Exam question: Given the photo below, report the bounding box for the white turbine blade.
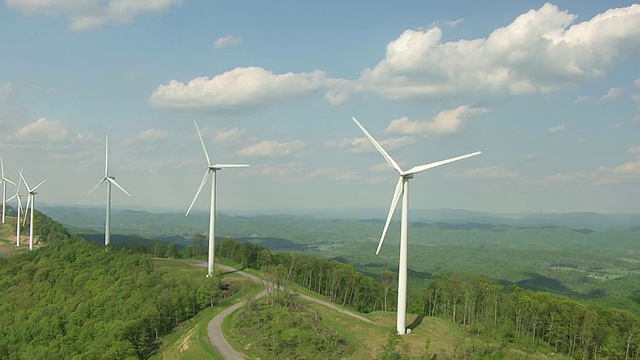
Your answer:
[404,151,482,176]
[23,196,31,226]
[0,157,4,179]
[19,172,31,193]
[88,178,106,196]
[107,177,131,197]
[194,121,212,167]
[352,117,403,174]
[7,193,16,201]
[212,164,250,168]
[376,177,404,255]
[31,179,46,192]
[186,170,211,216]
[4,178,15,185]
[104,134,109,177]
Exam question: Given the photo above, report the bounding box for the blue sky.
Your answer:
[0,1,639,215]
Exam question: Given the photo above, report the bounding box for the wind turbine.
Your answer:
[186,121,248,277]
[352,117,481,334]
[19,172,45,251]
[1,157,16,224]
[89,135,131,247]
[7,171,24,246]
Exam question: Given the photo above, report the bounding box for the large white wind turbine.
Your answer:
[186,121,248,277]
[89,135,131,247]
[19,172,45,251]
[352,117,481,335]
[1,157,16,224]
[7,171,24,246]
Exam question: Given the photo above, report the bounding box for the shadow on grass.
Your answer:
[407,315,425,331]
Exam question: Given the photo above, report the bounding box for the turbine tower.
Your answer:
[1,157,16,224]
[352,117,481,335]
[7,171,24,246]
[19,172,46,251]
[186,121,248,277]
[89,135,131,247]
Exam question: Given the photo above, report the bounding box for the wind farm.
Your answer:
[1,157,15,224]
[1,1,640,359]
[19,172,45,251]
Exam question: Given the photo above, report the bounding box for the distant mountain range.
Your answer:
[40,204,640,236]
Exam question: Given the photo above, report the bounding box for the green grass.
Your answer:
[150,259,264,359]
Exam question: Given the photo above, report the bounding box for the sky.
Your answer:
[0,0,639,215]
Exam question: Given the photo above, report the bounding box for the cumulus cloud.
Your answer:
[385,106,488,135]
[150,66,338,112]
[6,0,182,31]
[213,128,245,146]
[214,35,241,49]
[600,87,625,102]
[351,3,640,101]
[238,140,306,157]
[578,87,627,103]
[629,146,640,154]
[14,117,73,142]
[548,124,566,134]
[326,136,414,154]
[0,83,12,103]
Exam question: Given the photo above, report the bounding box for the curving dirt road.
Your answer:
[205,263,372,359]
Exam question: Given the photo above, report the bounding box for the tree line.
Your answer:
[215,237,640,360]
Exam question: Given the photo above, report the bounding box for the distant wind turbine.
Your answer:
[186,121,248,277]
[352,117,481,335]
[7,171,24,246]
[89,135,131,247]
[1,157,16,224]
[19,172,46,251]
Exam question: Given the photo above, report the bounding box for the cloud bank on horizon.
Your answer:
[1,1,639,214]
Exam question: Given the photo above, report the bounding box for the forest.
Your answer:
[3,210,640,359]
[0,212,221,359]
[216,237,640,360]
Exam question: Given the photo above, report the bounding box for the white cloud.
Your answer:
[6,0,182,31]
[544,172,595,183]
[351,3,640,101]
[214,35,241,49]
[613,160,640,175]
[238,140,306,157]
[385,106,488,135]
[600,87,625,102]
[629,146,640,155]
[213,128,245,146]
[449,166,522,180]
[521,153,537,161]
[444,18,463,27]
[574,95,592,103]
[632,93,640,104]
[548,124,566,134]
[0,83,12,103]
[14,117,72,142]
[138,128,169,142]
[326,136,414,154]
[150,66,338,112]
[634,79,640,88]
